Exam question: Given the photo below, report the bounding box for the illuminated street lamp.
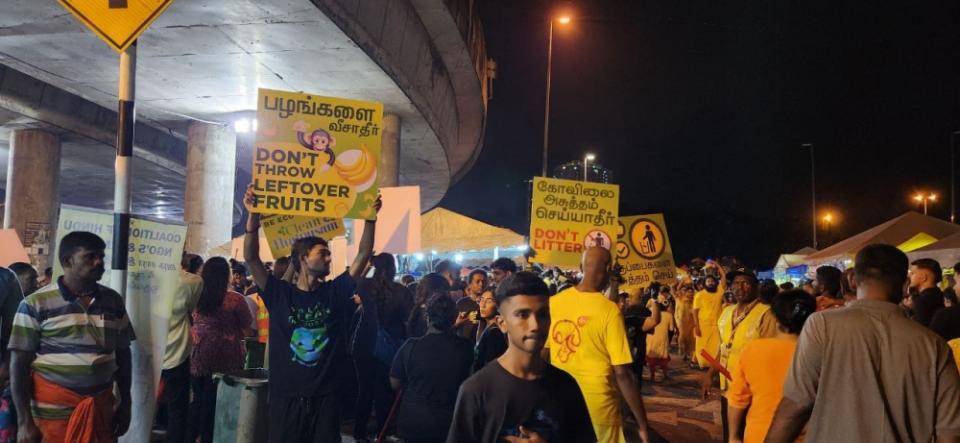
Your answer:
[821,212,835,246]
[802,143,817,249]
[583,153,595,181]
[541,12,572,177]
[914,193,938,215]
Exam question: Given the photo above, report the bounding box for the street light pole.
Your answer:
[541,20,554,178]
[820,213,835,247]
[803,143,816,249]
[952,131,959,223]
[583,153,595,181]
[914,193,937,216]
[824,218,831,246]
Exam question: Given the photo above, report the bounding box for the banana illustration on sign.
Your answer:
[334,143,378,193]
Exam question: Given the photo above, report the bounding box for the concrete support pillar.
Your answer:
[3,129,61,271]
[379,113,400,187]
[184,122,236,257]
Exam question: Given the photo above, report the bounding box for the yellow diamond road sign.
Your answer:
[58,0,174,52]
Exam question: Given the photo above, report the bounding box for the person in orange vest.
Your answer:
[246,256,291,345]
[249,293,270,344]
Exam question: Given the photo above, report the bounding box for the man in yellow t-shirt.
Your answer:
[549,247,651,443]
[693,264,726,368]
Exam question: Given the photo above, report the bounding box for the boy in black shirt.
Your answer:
[448,272,596,443]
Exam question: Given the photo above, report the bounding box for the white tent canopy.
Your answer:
[803,212,960,266]
[907,231,960,266]
[419,208,525,254]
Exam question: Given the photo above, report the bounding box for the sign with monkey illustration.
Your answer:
[529,176,619,267]
[252,88,383,219]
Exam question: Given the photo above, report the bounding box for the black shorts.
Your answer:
[269,394,341,443]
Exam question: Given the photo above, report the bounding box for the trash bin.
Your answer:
[213,369,269,443]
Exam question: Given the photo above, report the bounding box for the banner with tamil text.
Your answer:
[252,88,383,219]
[529,177,619,267]
[617,213,677,291]
[54,206,186,443]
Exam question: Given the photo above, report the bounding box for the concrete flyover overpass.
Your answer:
[0,0,492,267]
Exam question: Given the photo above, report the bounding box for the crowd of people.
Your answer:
[0,185,957,443]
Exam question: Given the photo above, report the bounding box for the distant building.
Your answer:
[552,160,613,184]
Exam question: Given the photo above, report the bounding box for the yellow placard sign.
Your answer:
[58,0,174,52]
[617,214,677,290]
[252,89,383,220]
[529,177,619,267]
[260,214,346,259]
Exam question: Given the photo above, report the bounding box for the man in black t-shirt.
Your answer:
[624,302,652,382]
[931,304,960,341]
[908,258,945,326]
[242,184,381,443]
[448,272,596,443]
[390,293,474,442]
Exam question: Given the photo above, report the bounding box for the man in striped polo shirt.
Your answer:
[9,231,134,442]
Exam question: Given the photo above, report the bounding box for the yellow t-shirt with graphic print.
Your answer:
[549,287,633,427]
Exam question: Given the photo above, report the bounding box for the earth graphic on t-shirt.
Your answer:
[499,409,559,441]
[288,304,332,367]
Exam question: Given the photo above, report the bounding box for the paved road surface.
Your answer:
[632,358,723,443]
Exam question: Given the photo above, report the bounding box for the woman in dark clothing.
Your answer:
[473,289,507,372]
[405,273,450,338]
[390,294,473,443]
[353,253,415,442]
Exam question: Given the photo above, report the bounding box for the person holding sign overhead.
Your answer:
[242,183,381,443]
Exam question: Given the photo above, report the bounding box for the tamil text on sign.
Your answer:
[617,214,677,291]
[529,177,619,267]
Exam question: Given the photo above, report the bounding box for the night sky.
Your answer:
[438,0,960,268]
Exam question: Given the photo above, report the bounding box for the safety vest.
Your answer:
[250,293,269,344]
[716,301,770,390]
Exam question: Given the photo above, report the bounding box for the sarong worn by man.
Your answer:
[9,280,135,442]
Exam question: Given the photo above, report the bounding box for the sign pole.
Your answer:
[55,0,175,438]
[113,40,139,440]
[113,41,134,301]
